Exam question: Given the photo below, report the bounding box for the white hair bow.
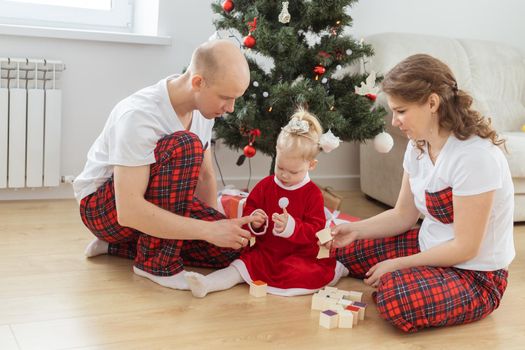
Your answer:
[283,118,310,134]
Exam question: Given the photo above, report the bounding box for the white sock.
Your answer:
[184,265,244,298]
[328,261,350,286]
[84,238,109,257]
[133,266,189,290]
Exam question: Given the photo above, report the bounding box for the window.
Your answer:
[0,0,134,32]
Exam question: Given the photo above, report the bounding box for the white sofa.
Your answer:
[359,33,525,221]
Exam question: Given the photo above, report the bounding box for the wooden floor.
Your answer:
[1,192,524,350]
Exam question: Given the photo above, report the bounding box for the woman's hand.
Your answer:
[364,258,401,288]
[329,223,361,248]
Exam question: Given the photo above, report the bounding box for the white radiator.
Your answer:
[0,58,65,188]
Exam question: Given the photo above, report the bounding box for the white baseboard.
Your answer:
[0,184,75,201]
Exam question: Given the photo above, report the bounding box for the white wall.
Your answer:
[1,0,524,200]
[350,0,525,54]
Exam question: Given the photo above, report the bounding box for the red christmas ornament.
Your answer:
[244,144,256,158]
[243,34,256,48]
[222,0,234,12]
[313,65,326,75]
[365,93,377,101]
[249,128,261,137]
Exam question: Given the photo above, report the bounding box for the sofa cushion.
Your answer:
[458,39,525,132]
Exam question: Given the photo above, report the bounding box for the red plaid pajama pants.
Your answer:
[80,131,244,276]
[334,228,508,332]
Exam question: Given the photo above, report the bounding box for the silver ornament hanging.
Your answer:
[278,1,291,24]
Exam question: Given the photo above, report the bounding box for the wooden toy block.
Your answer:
[338,310,354,328]
[345,305,360,325]
[338,297,353,307]
[323,299,340,311]
[319,309,339,329]
[249,280,267,297]
[352,301,367,320]
[317,246,330,259]
[312,292,341,311]
[315,228,333,244]
[344,291,363,302]
[311,293,326,310]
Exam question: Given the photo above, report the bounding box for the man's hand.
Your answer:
[251,210,267,229]
[205,216,256,249]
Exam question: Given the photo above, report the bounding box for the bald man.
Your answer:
[74,40,255,289]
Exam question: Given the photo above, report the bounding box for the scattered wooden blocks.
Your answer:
[319,310,339,329]
[249,280,267,297]
[312,287,367,330]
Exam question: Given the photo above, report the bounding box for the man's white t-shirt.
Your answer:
[73,75,214,202]
[403,135,515,271]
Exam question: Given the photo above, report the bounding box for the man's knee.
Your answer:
[154,131,204,166]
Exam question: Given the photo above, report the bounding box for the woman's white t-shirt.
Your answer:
[73,75,214,202]
[403,135,515,271]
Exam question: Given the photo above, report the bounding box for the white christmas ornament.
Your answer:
[278,2,291,24]
[278,197,289,209]
[262,91,269,97]
[319,129,342,153]
[373,132,394,153]
[321,77,328,84]
[355,70,379,96]
[253,81,259,87]
[336,65,342,70]
[346,49,353,55]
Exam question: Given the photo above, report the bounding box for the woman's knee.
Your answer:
[375,271,421,333]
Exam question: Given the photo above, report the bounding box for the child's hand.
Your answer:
[272,212,289,233]
[251,211,267,229]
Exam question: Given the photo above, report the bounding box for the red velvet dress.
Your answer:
[231,175,336,296]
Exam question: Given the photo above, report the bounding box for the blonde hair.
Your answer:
[276,108,323,160]
[381,54,505,155]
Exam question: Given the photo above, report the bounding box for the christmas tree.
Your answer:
[211,0,386,172]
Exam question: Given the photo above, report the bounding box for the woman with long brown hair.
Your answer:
[328,54,515,332]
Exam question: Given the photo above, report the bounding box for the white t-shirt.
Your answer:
[73,75,214,202]
[403,135,515,271]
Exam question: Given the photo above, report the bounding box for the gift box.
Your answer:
[318,185,343,212]
[324,207,359,228]
[217,188,248,219]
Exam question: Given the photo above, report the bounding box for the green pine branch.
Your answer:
[211,0,386,171]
